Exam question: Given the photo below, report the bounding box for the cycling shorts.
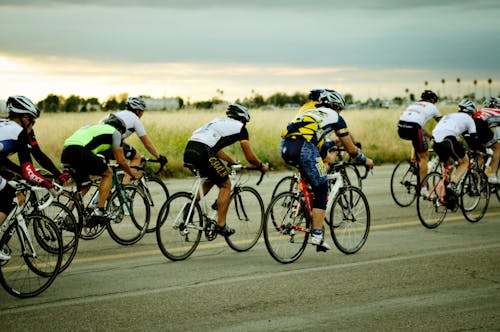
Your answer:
[183,141,230,186]
[397,121,428,153]
[432,136,466,163]
[0,183,16,215]
[101,143,137,161]
[61,145,108,188]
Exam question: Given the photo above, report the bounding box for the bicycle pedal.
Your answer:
[316,245,328,253]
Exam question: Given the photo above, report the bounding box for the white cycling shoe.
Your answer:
[311,234,331,251]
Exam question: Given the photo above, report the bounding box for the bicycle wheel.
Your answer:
[343,164,362,190]
[417,172,447,229]
[0,215,63,298]
[390,160,419,207]
[270,175,299,200]
[156,192,203,261]
[329,186,370,254]
[263,191,309,264]
[106,184,151,245]
[225,187,264,252]
[44,202,80,273]
[460,170,490,223]
[79,184,107,240]
[142,176,169,233]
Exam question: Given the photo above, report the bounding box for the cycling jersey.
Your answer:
[102,110,146,139]
[281,107,349,150]
[63,124,122,154]
[474,108,500,128]
[297,101,319,115]
[432,113,476,143]
[188,117,249,152]
[0,119,54,188]
[399,101,441,127]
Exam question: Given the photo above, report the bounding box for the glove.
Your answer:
[58,171,70,184]
[158,155,168,165]
[355,142,362,149]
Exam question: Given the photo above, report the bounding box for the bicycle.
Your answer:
[0,179,63,298]
[130,157,169,233]
[390,149,442,207]
[155,164,265,261]
[60,163,151,245]
[417,151,490,229]
[263,162,370,264]
[482,148,500,202]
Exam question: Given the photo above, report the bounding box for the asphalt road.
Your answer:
[1,164,500,331]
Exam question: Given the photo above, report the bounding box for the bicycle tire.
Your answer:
[263,191,309,264]
[106,184,151,245]
[44,201,80,273]
[0,215,63,298]
[142,176,170,233]
[343,164,362,190]
[460,170,490,223]
[417,172,447,229]
[329,186,370,254]
[77,184,107,240]
[155,192,203,261]
[225,187,264,252]
[390,160,419,207]
[270,175,299,199]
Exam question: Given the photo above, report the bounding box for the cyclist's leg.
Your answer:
[122,144,142,183]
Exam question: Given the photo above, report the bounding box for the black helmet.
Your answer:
[483,97,500,108]
[318,89,345,111]
[458,98,477,115]
[421,90,439,103]
[7,95,40,118]
[104,113,126,134]
[308,88,325,102]
[126,97,146,112]
[226,103,250,123]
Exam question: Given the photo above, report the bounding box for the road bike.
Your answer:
[0,179,63,298]
[156,164,265,261]
[60,163,151,245]
[130,157,169,233]
[481,148,500,202]
[417,151,490,229]
[390,149,442,207]
[263,162,370,264]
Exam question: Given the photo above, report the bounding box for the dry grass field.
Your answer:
[3,105,457,177]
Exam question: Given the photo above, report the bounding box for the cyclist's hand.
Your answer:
[365,158,375,170]
[57,171,70,184]
[158,155,168,165]
[49,184,63,198]
[260,162,270,172]
[355,142,362,149]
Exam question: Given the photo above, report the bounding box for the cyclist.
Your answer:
[101,97,167,182]
[0,96,64,260]
[61,114,138,221]
[397,90,442,194]
[474,97,500,184]
[298,88,324,114]
[183,103,269,236]
[431,98,483,208]
[280,89,374,251]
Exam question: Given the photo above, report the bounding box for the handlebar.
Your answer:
[230,164,266,186]
[7,179,61,210]
[140,157,168,175]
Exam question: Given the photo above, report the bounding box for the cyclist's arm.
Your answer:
[112,147,136,178]
[216,149,237,165]
[30,134,61,175]
[139,134,161,159]
[240,140,268,170]
[338,134,374,169]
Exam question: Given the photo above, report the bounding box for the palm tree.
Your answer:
[456,78,461,100]
[473,80,478,100]
[441,78,446,99]
[488,78,493,97]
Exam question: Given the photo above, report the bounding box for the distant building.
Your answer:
[144,98,180,110]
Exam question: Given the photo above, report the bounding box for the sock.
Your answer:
[312,229,322,236]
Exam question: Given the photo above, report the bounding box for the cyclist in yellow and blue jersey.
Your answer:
[280,89,374,251]
[297,88,324,115]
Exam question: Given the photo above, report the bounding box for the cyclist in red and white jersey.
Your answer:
[398,90,442,183]
[473,97,500,183]
[101,97,167,182]
[432,99,482,203]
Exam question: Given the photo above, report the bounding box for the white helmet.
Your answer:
[226,103,250,123]
[458,98,477,115]
[483,97,500,108]
[126,97,146,112]
[318,89,345,111]
[7,96,40,118]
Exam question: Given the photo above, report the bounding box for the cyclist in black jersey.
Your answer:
[183,103,269,236]
[61,114,138,220]
[0,96,66,260]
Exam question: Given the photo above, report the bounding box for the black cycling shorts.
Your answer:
[183,141,230,186]
[61,145,108,187]
[0,184,16,215]
[397,121,428,153]
[433,136,466,163]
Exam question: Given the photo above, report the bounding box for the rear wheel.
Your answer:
[390,160,419,207]
[460,170,490,223]
[271,175,299,199]
[417,172,447,229]
[141,176,169,233]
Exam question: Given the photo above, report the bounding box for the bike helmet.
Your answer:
[318,89,345,111]
[103,113,127,134]
[483,97,500,108]
[125,97,146,112]
[458,98,477,115]
[421,90,439,103]
[6,96,40,118]
[308,88,325,102]
[226,103,250,123]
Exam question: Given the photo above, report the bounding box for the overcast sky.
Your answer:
[0,0,499,103]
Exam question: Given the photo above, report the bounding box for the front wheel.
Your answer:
[155,192,203,261]
[106,184,151,245]
[263,191,309,264]
[225,187,264,252]
[270,175,299,200]
[460,170,490,223]
[329,186,370,254]
[390,160,419,207]
[417,172,447,229]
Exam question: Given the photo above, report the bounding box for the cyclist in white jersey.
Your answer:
[398,90,442,182]
[183,103,269,236]
[432,99,482,205]
[474,97,500,183]
[101,97,167,182]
